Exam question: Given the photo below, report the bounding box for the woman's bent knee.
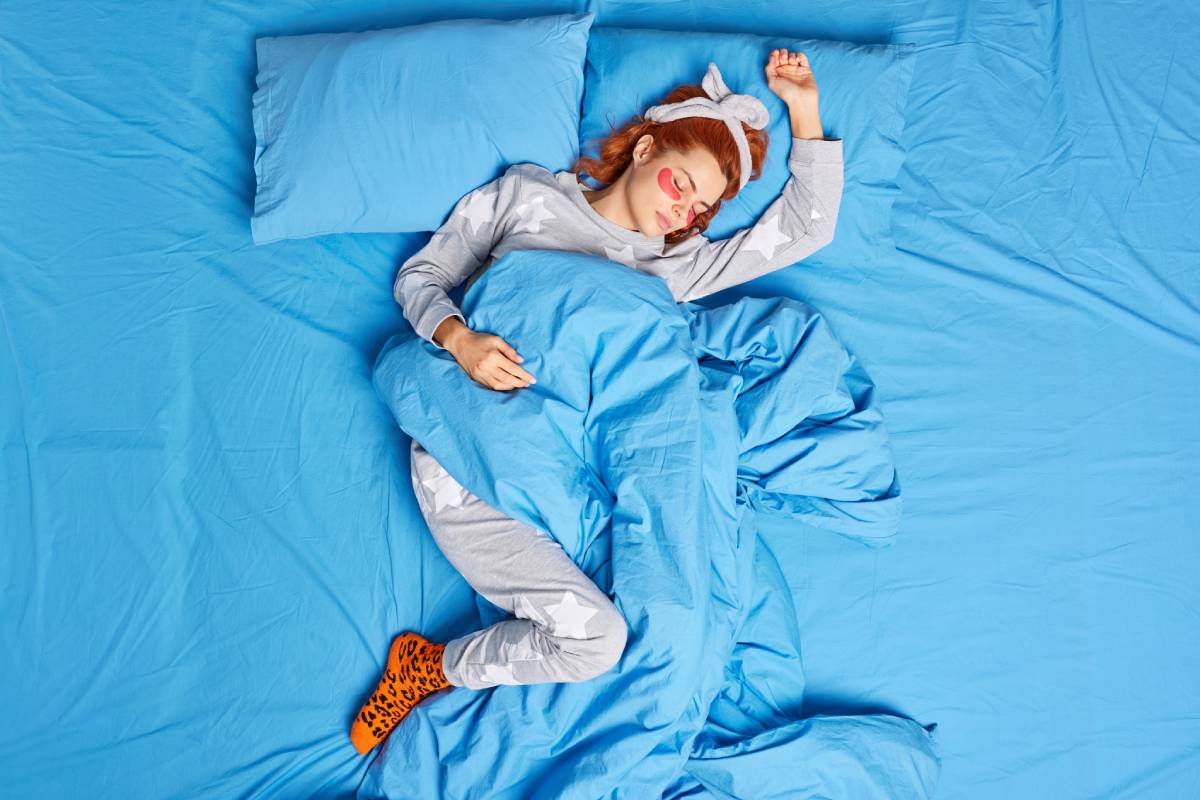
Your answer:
[573,606,628,680]
[600,615,629,671]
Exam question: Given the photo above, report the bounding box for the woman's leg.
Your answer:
[409,438,628,690]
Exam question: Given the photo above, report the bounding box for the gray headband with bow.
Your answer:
[642,62,770,192]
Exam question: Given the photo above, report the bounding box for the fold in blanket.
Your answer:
[367,249,939,799]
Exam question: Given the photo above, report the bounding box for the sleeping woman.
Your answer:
[351,48,843,755]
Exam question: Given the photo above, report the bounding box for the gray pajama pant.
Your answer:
[408,438,629,690]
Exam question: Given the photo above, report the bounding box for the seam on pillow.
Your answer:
[880,43,919,256]
[251,37,274,239]
[865,42,918,257]
[881,43,918,154]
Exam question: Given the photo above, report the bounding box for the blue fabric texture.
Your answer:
[368,250,933,798]
[580,27,915,264]
[250,12,594,243]
[4,1,1199,798]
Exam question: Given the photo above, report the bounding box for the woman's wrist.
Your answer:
[788,98,825,140]
[433,315,468,350]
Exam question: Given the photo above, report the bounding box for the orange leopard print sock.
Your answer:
[350,632,452,754]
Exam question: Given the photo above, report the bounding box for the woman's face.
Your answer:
[626,135,726,237]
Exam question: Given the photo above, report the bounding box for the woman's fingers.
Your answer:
[478,354,525,390]
[492,337,537,383]
[769,48,809,67]
[460,340,538,391]
[488,350,535,385]
[485,367,522,391]
[494,337,523,363]
[495,359,534,388]
[503,358,536,384]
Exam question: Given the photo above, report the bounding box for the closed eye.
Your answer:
[674,178,707,214]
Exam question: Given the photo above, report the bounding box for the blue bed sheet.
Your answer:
[2,1,1197,798]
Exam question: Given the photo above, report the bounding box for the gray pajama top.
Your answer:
[394,137,844,351]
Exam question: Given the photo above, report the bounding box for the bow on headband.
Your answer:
[642,62,770,192]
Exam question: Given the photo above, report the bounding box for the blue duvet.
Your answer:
[368,249,939,799]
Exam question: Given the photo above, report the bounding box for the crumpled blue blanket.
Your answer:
[366,249,940,799]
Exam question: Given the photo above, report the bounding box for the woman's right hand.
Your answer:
[440,321,537,391]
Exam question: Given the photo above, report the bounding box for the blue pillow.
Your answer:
[250,13,595,244]
[580,27,915,267]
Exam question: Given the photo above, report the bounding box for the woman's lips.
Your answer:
[656,210,670,230]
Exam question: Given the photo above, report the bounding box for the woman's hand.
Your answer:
[444,325,537,392]
[764,48,818,109]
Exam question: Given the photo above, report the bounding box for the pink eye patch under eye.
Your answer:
[657,168,681,200]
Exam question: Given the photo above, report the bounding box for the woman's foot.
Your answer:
[349,632,452,754]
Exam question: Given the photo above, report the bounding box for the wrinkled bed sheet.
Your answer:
[2,1,1197,798]
[369,250,937,799]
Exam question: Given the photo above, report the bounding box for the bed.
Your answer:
[2,1,1197,798]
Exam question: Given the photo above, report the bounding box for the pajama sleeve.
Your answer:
[669,137,844,302]
[393,170,517,350]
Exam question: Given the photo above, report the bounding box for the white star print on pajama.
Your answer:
[416,459,469,513]
[741,214,792,260]
[603,243,638,268]
[460,186,499,235]
[478,662,519,685]
[543,591,600,639]
[512,194,556,235]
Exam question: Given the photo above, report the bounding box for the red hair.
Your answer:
[573,83,770,246]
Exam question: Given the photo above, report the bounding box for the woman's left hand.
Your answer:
[765,48,819,108]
